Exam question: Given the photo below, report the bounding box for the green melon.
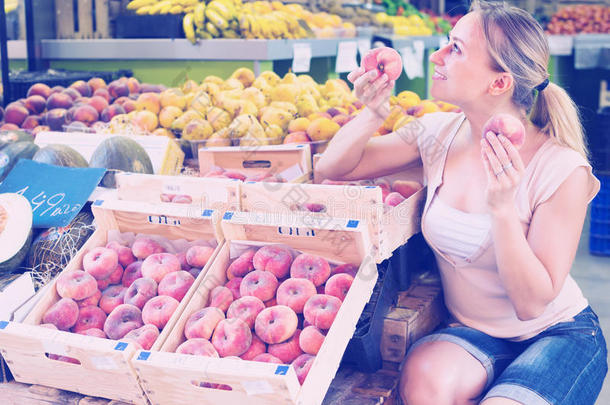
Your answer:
[0,141,40,182]
[32,144,88,168]
[88,136,154,187]
[0,130,34,150]
[0,193,33,275]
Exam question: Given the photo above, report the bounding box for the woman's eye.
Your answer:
[451,43,460,54]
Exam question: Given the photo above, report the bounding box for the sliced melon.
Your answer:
[0,193,33,274]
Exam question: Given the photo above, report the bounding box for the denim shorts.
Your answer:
[407,306,608,404]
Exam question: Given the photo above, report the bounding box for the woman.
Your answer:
[316,1,607,404]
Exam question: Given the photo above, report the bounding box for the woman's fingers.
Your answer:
[347,67,365,83]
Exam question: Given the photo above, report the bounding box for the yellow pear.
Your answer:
[170,109,203,132]
[393,115,415,132]
[202,75,224,85]
[270,84,300,104]
[200,82,221,104]
[384,106,405,131]
[159,106,183,128]
[182,118,214,141]
[259,71,280,87]
[252,76,270,90]
[228,114,258,139]
[242,87,266,110]
[288,117,310,133]
[296,93,319,117]
[222,78,245,91]
[230,67,255,88]
[182,79,199,94]
[160,88,187,110]
[206,107,232,132]
[206,128,232,147]
[306,117,340,141]
[260,107,293,131]
[397,91,421,109]
[281,72,298,84]
[269,101,297,117]
[190,91,212,115]
[297,74,316,86]
[152,128,175,138]
[265,124,284,143]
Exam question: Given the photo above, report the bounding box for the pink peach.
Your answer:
[56,270,98,300]
[124,277,158,309]
[184,307,225,340]
[211,318,252,357]
[141,253,181,283]
[122,324,159,350]
[208,286,234,312]
[252,353,283,364]
[239,335,266,360]
[122,261,143,287]
[324,273,354,302]
[103,304,143,340]
[268,329,303,363]
[226,296,265,329]
[227,248,257,278]
[72,305,107,333]
[100,285,127,314]
[83,247,119,280]
[292,354,315,384]
[186,245,215,268]
[77,328,106,338]
[76,289,102,308]
[240,270,278,302]
[254,305,298,345]
[42,298,79,331]
[303,294,342,330]
[276,278,317,314]
[131,237,166,259]
[106,241,136,267]
[158,270,195,301]
[290,254,331,287]
[142,295,179,330]
[253,246,293,279]
[176,338,219,357]
[299,326,325,355]
[225,277,243,300]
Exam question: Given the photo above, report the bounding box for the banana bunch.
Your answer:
[184,0,242,42]
[238,11,309,39]
[126,0,199,16]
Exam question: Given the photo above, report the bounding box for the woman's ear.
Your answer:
[488,72,514,95]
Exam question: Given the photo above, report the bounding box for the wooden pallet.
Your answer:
[0,200,224,404]
[55,0,111,39]
[380,274,447,366]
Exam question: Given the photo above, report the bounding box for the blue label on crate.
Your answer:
[202,209,213,217]
[223,212,234,220]
[346,219,359,228]
[114,342,128,351]
[0,321,8,330]
[93,199,104,206]
[274,365,289,375]
[365,186,376,188]
[137,351,151,361]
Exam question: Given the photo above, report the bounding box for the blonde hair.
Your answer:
[471,0,589,160]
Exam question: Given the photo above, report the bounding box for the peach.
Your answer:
[72,305,107,333]
[45,93,73,111]
[227,248,257,278]
[324,273,354,302]
[253,353,283,364]
[122,100,137,113]
[122,261,143,287]
[42,298,79,331]
[76,289,102,308]
[482,113,526,148]
[124,277,158,309]
[362,47,384,71]
[158,270,195,301]
[93,87,110,102]
[225,277,243,300]
[276,278,317,314]
[4,103,29,126]
[392,180,423,199]
[88,77,107,92]
[186,245,215,268]
[303,294,342,330]
[176,338,219,357]
[132,110,158,132]
[100,285,127,314]
[208,286,234,312]
[123,324,159,350]
[25,95,47,114]
[240,270,278,302]
[292,354,315,384]
[100,104,126,122]
[126,77,141,94]
[171,195,192,204]
[83,247,119,280]
[131,237,166,260]
[331,263,359,278]
[240,335,266,360]
[0,123,19,131]
[107,263,124,285]
[108,80,129,99]
[211,318,252,357]
[56,270,98,300]
[283,131,312,144]
[290,254,331,287]
[184,307,225,340]
[363,47,403,81]
[141,253,181,283]
[175,251,191,271]
[104,304,143,340]
[97,277,111,292]
[142,295,180,330]
[136,92,161,115]
[88,95,109,114]
[384,192,406,207]
[70,80,93,97]
[226,296,265,329]
[265,297,277,308]
[106,241,136,268]
[299,326,325,355]
[268,329,303,363]
[253,246,293,279]
[223,170,247,181]
[44,108,68,131]
[32,125,50,135]
[77,328,106,338]
[21,115,42,130]
[27,83,52,99]
[254,305,298,344]
[62,87,81,101]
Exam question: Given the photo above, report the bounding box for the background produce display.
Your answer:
[545,5,609,34]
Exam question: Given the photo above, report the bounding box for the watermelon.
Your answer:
[0,130,34,150]
[0,141,40,182]
[32,144,88,168]
[0,193,33,275]
[88,136,154,187]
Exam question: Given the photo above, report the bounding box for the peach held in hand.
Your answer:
[254,305,298,345]
[290,254,331,287]
[211,318,252,357]
[482,113,525,148]
[184,307,225,340]
[362,47,403,81]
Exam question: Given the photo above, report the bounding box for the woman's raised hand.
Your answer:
[347,66,395,119]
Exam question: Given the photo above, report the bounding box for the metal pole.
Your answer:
[24,0,34,71]
[0,0,11,106]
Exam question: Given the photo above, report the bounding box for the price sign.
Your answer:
[0,160,105,228]
[292,43,312,73]
[357,39,371,58]
[336,41,359,73]
[400,40,425,79]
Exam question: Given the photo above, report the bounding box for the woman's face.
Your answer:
[429,12,502,107]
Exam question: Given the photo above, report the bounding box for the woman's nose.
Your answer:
[429,44,449,65]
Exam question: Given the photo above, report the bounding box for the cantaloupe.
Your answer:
[0,193,33,275]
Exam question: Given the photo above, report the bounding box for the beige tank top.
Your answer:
[416,112,601,341]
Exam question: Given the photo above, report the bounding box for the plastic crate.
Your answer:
[115,14,185,39]
[342,259,396,372]
[591,220,610,235]
[7,69,132,103]
[589,234,610,256]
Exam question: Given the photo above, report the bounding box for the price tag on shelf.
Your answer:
[547,35,574,56]
[400,40,425,79]
[292,43,312,73]
[0,160,105,228]
[357,38,371,58]
[335,41,359,73]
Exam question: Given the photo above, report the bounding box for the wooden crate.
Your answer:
[0,199,224,404]
[131,211,378,405]
[380,278,447,365]
[239,181,425,262]
[55,0,111,39]
[115,172,241,212]
[198,144,313,183]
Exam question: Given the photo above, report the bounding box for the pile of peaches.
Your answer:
[177,245,359,385]
[40,236,216,360]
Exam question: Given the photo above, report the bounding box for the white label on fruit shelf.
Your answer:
[548,35,574,56]
[400,40,425,80]
[358,38,371,58]
[279,163,304,181]
[162,183,182,195]
[336,41,359,73]
[292,43,312,73]
[241,380,274,396]
[91,356,118,370]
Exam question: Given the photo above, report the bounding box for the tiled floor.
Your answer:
[571,211,610,405]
